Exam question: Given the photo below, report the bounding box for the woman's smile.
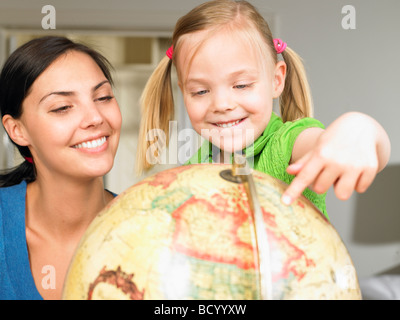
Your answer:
[72,136,108,151]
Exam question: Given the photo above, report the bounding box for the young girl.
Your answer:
[0,36,122,299]
[136,0,390,219]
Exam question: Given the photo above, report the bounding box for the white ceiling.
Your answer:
[0,0,259,31]
[0,0,281,33]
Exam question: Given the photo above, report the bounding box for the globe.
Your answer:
[62,163,361,300]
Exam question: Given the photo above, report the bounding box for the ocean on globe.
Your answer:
[62,164,361,300]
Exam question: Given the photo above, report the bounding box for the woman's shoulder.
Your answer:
[0,181,26,243]
[0,180,27,199]
[0,180,26,196]
[106,189,118,198]
[0,181,27,223]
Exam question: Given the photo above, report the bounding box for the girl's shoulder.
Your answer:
[272,114,325,139]
[252,113,325,156]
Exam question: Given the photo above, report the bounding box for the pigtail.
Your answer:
[280,47,314,122]
[0,145,36,188]
[135,56,175,175]
[0,161,36,188]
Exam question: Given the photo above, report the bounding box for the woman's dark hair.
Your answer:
[0,36,114,187]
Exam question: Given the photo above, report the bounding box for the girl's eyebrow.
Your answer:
[186,69,259,85]
[228,69,259,78]
[39,80,110,103]
[185,77,207,86]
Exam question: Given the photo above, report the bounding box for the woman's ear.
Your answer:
[272,60,286,98]
[2,115,30,146]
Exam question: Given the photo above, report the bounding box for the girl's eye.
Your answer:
[192,90,209,97]
[234,84,251,89]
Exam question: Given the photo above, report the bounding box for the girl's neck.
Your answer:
[25,175,112,241]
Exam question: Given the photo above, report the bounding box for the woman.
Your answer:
[0,36,122,299]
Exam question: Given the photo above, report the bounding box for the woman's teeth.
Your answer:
[73,137,106,149]
[216,120,240,128]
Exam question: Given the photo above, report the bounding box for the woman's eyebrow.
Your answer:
[39,80,110,103]
[39,90,73,103]
[93,80,110,92]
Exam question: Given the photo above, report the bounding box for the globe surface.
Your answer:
[63,164,361,300]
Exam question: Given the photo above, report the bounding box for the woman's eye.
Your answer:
[51,105,71,113]
[95,95,114,102]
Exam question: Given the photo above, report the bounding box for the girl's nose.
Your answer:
[211,88,235,113]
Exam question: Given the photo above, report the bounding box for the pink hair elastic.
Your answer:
[166,46,173,59]
[24,156,33,164]
[273,38,287,54]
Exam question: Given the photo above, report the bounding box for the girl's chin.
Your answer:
[211,139,252,153]
[204,129,256,152]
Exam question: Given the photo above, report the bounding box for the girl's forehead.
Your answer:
[176,28,273,80]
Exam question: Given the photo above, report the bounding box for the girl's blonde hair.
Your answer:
[136,0,314,174]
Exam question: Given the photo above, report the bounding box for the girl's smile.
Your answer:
[214,118,244,128]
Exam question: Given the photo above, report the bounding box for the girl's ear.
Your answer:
[2,115,30,146]
[272,61,287,98]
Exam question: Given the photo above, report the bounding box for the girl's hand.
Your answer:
[281,112,391,206]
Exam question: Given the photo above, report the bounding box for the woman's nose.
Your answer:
[81,102,104,128]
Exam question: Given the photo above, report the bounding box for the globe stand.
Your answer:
[220,154,273,300]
